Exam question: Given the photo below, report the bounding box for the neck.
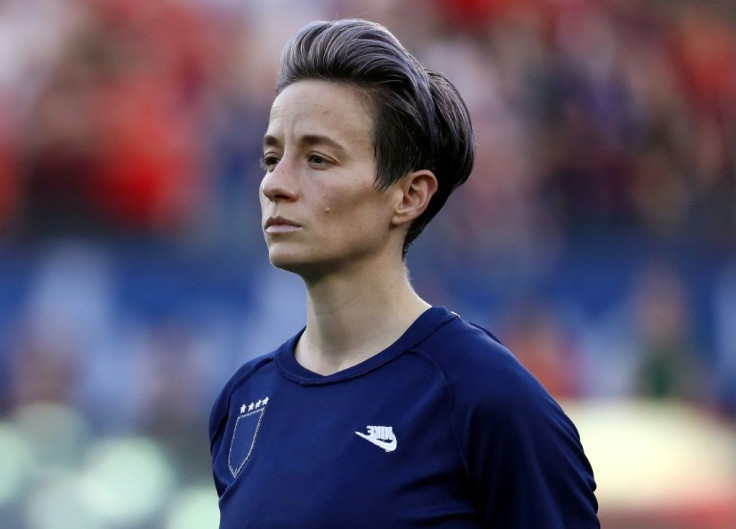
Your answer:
[295,258,430,375]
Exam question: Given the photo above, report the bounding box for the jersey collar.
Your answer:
[274,306,458,386]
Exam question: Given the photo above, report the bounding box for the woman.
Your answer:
[210,18,599,528]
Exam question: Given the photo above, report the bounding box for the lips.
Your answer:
[264,216,302,233]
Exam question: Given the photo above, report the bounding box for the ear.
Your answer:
[390,170,438,227]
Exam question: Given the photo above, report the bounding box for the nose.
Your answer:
[261,159,298,202]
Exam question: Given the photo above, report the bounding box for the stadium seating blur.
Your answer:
[1,1,735,527]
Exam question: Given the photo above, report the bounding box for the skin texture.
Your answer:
[259,80,438,375]
[260,80,398,280]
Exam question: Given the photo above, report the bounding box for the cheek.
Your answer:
[315,181,387,229]
[326,198,389,239]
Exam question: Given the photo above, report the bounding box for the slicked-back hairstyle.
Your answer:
[276,19,475,257]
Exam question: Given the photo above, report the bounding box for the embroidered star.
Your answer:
[255,399,262,408]
[248,402,255,411]
[262,396,269,406]
[240,404,246,414]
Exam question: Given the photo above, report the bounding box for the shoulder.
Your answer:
[421,313,549,408]
[208,351,276,445]
[419,312,582,461]
[422,313,599,525]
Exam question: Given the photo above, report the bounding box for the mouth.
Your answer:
[264,216,302,234]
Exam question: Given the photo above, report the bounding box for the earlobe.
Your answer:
[391,170,438,226]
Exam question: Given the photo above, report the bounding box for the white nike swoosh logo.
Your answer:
[355,431,397,452]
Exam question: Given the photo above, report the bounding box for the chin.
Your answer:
[268,248,310,273]
[267,248,337,279]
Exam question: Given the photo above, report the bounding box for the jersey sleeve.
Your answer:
[209,370,236,497]
[444,328,599,528]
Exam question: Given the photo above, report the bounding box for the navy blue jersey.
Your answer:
[210,307,599,528]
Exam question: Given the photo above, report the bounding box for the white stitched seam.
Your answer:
[228,407,266,478]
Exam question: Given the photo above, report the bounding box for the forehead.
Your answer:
[266,80,374,148]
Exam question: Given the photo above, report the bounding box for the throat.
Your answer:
[294,341,373,376]
[295,295,431,376]
[294,321,394,375]
[295,266,432,375]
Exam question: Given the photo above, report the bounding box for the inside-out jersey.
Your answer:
[210,306,599,528]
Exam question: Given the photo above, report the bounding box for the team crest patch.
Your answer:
[228,396,269,478]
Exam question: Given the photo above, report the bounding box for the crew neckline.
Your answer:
[274,306,457,386]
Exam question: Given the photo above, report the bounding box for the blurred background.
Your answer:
[1,0,735,527]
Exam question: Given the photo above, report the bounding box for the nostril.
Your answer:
[261,176,297,202]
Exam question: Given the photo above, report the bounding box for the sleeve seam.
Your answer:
[411,349,471,480]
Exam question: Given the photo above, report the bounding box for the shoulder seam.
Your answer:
[467,322,504,346]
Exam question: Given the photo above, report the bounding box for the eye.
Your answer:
[307,153,333,169]
[259,155,280,172]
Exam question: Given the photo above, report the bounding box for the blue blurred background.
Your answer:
[1,0,736,528]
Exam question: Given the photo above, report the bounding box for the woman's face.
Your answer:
[260,80,402,279]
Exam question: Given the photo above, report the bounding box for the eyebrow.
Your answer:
[262,134,347,154]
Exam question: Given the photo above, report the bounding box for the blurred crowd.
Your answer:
[1,0,736,527]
